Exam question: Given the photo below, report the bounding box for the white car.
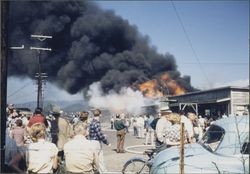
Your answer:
[150,115,249,174]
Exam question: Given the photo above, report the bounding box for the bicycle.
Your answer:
[122,148,157,174]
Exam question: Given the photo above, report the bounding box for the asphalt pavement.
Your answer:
[102,125,154,173]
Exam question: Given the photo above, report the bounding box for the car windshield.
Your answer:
[199,124,225,152]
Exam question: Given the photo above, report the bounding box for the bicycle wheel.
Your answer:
[54,160,66,174]
[122,158,150,174]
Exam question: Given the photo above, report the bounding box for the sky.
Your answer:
[96,1,249,89]
[7,1,249,104]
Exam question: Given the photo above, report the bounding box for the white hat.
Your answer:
[160,106,172,113]
[160,106,170,111]
[8,104,14,109]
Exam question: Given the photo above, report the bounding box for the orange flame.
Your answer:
[138,72,186,98]
[167,80,186,95]
[138,79,163,98]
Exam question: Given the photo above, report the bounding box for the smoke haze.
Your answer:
[7,0,194,96]
[87,82,152,114]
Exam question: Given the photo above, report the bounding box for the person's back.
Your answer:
[88,109,110,173]
[27,108,48,128]
[27,123,58,173]
[89,110,109,145]
[114,115,126,153]
[10,119,25,147]
[64,136,98,172]
[57,117,71,151]
[114,118,126,131]
[4,133,24,173]
[145,115,155,145]
[64,123,99,173]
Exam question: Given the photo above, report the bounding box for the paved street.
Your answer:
[102,126,154,173]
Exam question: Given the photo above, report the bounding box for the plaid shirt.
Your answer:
[89,118,109,145]
[165,124,187,142]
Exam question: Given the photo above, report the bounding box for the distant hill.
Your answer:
[14,100,87,113]
[62,103,87,113]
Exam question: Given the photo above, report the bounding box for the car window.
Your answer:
[200,125,225,152]
[240,136,249,154]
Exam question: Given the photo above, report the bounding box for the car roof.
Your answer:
[213,115,249,155]
[213,115,249,133]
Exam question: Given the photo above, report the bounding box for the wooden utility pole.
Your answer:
[0,0,9,172]
[30,35,52,109]
[180,122,184,174]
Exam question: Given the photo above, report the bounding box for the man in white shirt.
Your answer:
[136,115,145,138]
[155,107,172,149]
[179,110,195,143]
[64,122,99,174]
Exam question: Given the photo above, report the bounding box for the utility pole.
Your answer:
[0,1,9,172]
[180,122,185,174]
[30,35,52,109]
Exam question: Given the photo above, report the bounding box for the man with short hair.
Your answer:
[89,109,111,173]
[64,123,99,174]
[79,111,89,124]
[27,107,48,128]
[114,114,126,153]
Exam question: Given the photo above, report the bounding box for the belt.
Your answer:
[28,172,37,174]
[117,128,125,131]
[67,170,95,174]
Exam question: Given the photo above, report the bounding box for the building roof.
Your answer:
[170,86,249,98]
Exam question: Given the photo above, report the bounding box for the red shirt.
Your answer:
[27,114,48,128]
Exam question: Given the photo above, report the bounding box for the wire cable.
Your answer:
[171,1,211,86]
[7,81,33,98]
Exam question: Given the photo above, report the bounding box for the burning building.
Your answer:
[7,1,195,101]
[138,72,187,98]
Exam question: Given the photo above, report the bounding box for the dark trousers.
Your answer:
[133,126,138,136]
[116,129,126,152]
[155,139,171,153]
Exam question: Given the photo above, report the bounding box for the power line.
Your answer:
[171,1,211,86]
[179,62,248,65]
[7,81,33,98]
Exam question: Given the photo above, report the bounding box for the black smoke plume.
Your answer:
[7,1,194,95]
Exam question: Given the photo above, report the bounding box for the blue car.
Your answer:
[151,115,249,174]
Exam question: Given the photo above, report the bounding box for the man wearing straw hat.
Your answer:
[155,106,172,150]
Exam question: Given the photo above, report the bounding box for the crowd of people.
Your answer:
[4,103,220,173]
[111,106,217,153]
[4,104,111,174]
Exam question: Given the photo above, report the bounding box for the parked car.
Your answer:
[150,115,249,174]
[15,107,33,118]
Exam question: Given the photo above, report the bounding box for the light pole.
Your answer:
[1,1,9,171]
[30,34,52,109]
